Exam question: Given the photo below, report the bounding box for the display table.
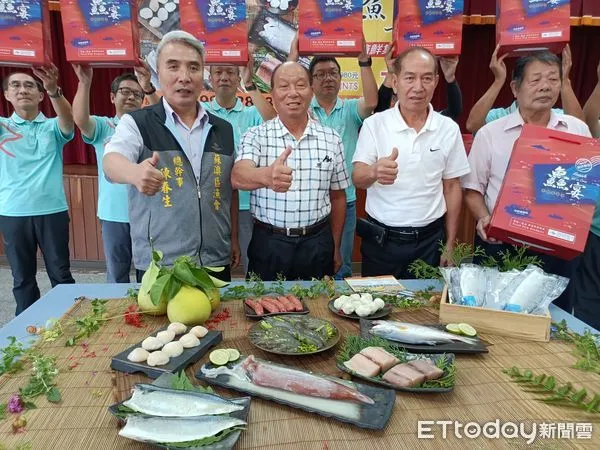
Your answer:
[0,281,598,448]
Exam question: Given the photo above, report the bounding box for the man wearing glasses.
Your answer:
[289,37,378,279]
[72,64,159,283]
[0,67,76,315]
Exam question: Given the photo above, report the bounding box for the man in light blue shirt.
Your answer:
[72,64,159,283]
[0,67,75,315]
[201,57,276,274]
[301,41,379,279]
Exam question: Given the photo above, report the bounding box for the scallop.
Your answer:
[162,341,184,358]
[157,7,168,21]
[142,336,163,351]
[139,7,153,19]
[270,0,280,8]
[179,333,200,348]
[167,322,187,335]
[147,350,169,366]
[149,0,159,12]
[280,0,289,11]
[156,329,175,345]
[174,0,179,4]
[149,17,163,28]
[126,347,149,363]
[158,0,168,4]
[190,325,208,339]
[165,2,176,13]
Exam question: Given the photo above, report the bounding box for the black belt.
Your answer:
[368,215,444,241]
[253,217,329,237]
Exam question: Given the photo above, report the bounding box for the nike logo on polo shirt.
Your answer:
[429,147,441,152]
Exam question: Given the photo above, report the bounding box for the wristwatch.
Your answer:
[245,83,257,92]
[358,57,373,67]
[48,87,63,99]
[144,84,157,95]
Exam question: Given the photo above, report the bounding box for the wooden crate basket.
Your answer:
[438,286,551,342]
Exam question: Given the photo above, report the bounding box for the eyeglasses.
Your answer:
[312,71,341,81]
[117,87,144,100]
[7,81,38,91]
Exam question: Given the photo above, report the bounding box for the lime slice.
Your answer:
[227,348,240,362]
[209,350,230,366]
[458,323,477,337]
[445,323,461,334]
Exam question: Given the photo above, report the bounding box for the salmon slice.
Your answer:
[343,354,381,378]
[407,360,444,381]
[360,347,400,372]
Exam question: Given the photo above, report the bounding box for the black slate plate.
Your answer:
[360,319,489,354]
[327,299,392,321]
[244,294,310,319]
[195,356,395,430]
[111,328,223,379]
[337,353,456,393]
[248,316,340,355]
[108,376,250,450]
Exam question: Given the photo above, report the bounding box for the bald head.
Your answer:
[271,61,310,89]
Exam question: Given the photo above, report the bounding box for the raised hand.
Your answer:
[72,63,93,86]
[490,45,508,83]
[269,146,293,192]
[32,63,60,94]
[135,152,165,196]
[372,147,399,185]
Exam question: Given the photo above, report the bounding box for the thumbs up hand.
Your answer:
[372,147,399,185]
[269,146,293,192]
[135,151,165,196]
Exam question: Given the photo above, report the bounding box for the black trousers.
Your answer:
[360,219,444,280]
[135,264,231,284]
[0,211,75,315]
[473,236,578,312]
[573,232,600,331]
[246,224,334,281]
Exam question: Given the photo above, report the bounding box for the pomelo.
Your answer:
[138,289,167,316]
[167,285,212,325]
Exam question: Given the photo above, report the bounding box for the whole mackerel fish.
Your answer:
[370,321,478,346]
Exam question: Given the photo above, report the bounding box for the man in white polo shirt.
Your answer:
[352,47,470,278]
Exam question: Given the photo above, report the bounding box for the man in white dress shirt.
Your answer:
[103,31,239,282]
[352,47,470,279]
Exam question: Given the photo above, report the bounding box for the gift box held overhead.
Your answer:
[298,0,363,56]
[393,0,464,56]
[0,0,52,67]
[180,0,248,65]
[59,0,140,66]
[496,0,570,55]
[488,124,600,260]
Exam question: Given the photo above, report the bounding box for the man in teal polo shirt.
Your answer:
[201,56,276,273]
[289,37,378,279]
[0,66,76,315]
[72,64,159,283]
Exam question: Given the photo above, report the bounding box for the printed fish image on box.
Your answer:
[180,0,248,64]
[298,0,363,56]
[60,0,141,66]
[393,0,464,56]
[0,0,53,66]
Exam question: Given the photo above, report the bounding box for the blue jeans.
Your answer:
[334,201,356,280]
[101,220,132,283]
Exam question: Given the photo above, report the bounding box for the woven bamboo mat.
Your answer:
[1,296,599,449]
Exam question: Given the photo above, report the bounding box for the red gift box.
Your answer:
[0,0,53,67]
[488,124,600,260]
[298,0,363,56]
[60,0,140,67]
[180,0,248,65]
[393,0,464,56]
[496,0,570,56]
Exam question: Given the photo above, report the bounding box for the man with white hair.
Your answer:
[103,31,239,281]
